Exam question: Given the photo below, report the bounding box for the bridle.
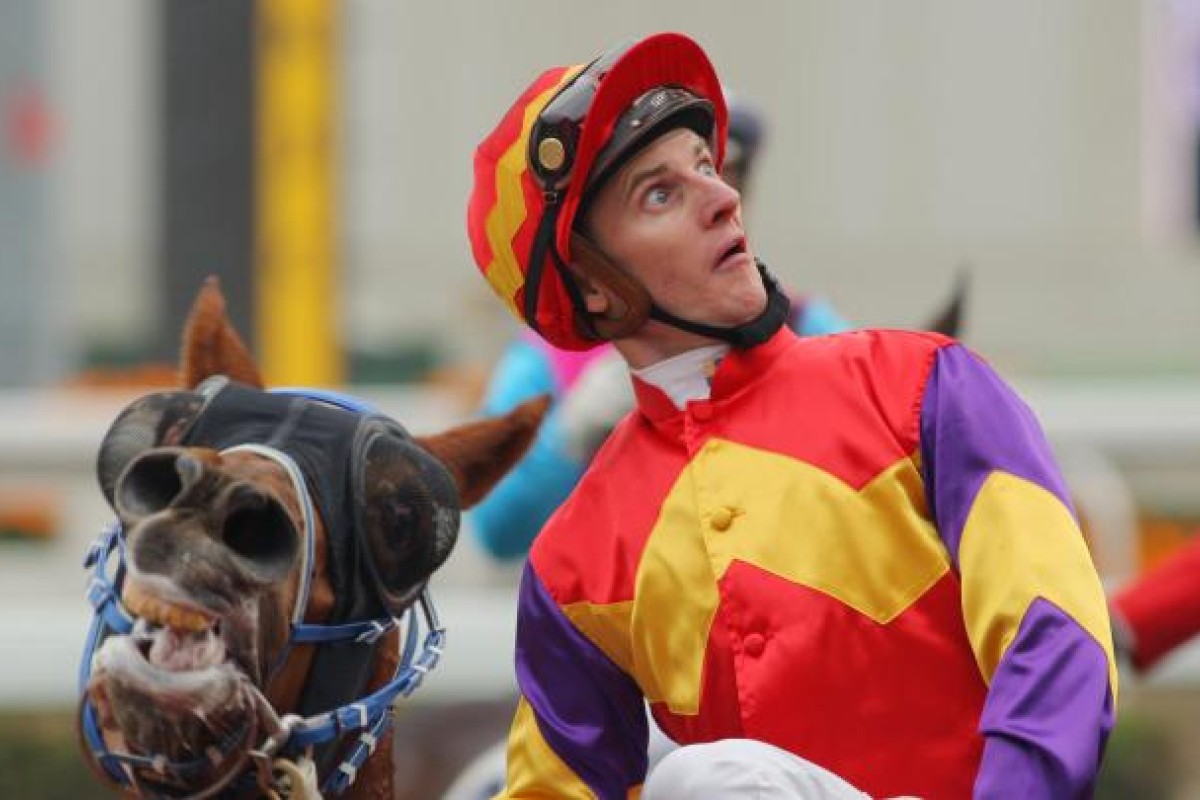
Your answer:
[78,388,447,799]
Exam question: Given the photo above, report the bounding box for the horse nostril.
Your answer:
[221,487,297,580]
[115,449,202,519]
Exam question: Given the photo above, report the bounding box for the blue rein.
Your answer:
[77,388,448,798]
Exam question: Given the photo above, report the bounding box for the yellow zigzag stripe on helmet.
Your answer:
[484,66,583,320]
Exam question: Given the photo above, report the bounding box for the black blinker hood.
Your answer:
[183,377,398,624]
[179,377,459,775]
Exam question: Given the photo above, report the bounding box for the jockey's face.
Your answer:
[581,127,767,364]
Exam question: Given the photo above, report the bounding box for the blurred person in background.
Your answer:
[1110,535,1200,675]
[464,30,1114,799]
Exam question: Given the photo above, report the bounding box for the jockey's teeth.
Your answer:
[122,581,213,633]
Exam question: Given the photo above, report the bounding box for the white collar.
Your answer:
[632,344,730,410]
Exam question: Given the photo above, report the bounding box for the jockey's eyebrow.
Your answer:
[623,139,708,204]
[624,164,669,203]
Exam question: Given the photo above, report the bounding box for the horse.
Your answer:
[77,278,547,800]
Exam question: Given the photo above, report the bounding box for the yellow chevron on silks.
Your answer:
[959,471,1118,697]
[563,439,950,717]
[484,66,583,318]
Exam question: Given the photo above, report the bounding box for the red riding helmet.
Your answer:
[467,32,728,351]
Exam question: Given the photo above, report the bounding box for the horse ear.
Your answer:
[417,394,550,508]
[179,277,264,389]
[95,392,206,508]
[925,268,970,339]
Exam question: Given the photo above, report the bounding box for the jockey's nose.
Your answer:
[114,447,205,521]
[702,172,740,228]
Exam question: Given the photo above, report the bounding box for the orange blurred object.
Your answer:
[0,488,59,540]
[62,363,179,391]
[1139,516,1198,573]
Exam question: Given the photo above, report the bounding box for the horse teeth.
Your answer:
[131,618,158,642]
[145,625,227,671]
[122,580,215,633]
[163,605,211,632]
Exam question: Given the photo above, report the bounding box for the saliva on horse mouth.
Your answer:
[130,616,229,673]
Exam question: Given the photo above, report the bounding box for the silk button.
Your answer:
[743,632,765,657]
[710,506,734,531]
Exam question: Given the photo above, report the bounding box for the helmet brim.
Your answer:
[555,32,727,262]
[585,92,716,203]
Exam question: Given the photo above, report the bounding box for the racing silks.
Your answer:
[497,327,1116,800]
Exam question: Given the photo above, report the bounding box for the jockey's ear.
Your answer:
[95,391,207,509]
[567,233,652,340]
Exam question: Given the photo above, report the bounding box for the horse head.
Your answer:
[78,278,547,799]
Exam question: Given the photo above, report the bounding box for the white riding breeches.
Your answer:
[440,716,884,799]
[642,739,872,800]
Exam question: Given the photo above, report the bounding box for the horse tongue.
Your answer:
[148,627,226,671]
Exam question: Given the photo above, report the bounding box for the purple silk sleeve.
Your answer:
[919,345,1113,800]
[512,562,648,798]
[973,598,1114,799]
[918,344,1074,569]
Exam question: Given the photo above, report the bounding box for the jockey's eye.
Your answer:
[645,185,672,207]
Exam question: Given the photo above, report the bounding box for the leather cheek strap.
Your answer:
[568,232,652,341]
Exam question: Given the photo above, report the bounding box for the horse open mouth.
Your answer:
[87,581,255,771]
[103,578,239,684]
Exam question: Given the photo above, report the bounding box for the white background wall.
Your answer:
[338,0,1200,374]
[33,1,1200,381]
[6,376,1200,708]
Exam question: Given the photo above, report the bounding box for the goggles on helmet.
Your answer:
[527,42,634,195]
[522,39,725,345]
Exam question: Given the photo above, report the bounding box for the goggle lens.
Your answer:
[528,42,633,192]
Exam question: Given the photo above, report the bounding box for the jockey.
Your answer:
[470,91,849,562]
[466,31,1115,799]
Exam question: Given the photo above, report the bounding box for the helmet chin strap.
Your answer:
[646,259,790,349]
[564,232,790,349]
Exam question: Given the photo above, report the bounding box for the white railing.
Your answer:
[4,378,1200,706]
